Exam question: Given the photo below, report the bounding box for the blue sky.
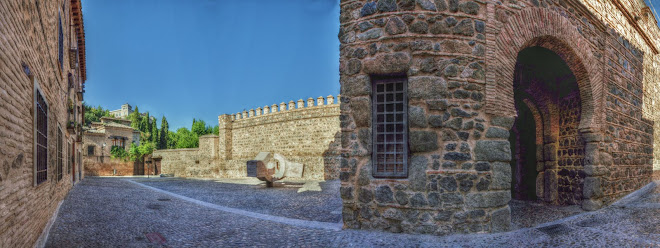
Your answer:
[81,0,340,130]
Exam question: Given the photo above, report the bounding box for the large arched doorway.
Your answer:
[510,46,586,206]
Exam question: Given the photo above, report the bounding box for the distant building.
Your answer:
[83,117,142,176]
[109,103,133,119]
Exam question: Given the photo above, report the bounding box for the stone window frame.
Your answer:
[34,78,49,186]
[371,74,409,179]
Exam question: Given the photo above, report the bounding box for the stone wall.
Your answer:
[154,96,341,180]
[338,0,655,235]
[83,156,139,176]
[577,0,660,175]
[155,135,219,177]
[0,0,85,246]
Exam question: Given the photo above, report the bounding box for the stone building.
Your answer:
[109,103,133,119]
[338,0,660,235]
[153,95,342,180]
[0,0,87,246]
[83,117,142,176]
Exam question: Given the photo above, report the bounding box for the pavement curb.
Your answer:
[611,180,659,207]
[126,179,344,231]
[34,200,64,248]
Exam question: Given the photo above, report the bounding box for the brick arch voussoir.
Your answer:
[487,7,601,131]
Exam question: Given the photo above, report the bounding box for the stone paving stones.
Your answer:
[45,178,660,247]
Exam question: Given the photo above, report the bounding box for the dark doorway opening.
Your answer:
[510,97,538,201]
[509,45,587,228]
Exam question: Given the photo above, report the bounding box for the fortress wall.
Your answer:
[154,96,341,180]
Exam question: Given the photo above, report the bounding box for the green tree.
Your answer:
[212,125,219,135]
[129,142,156,162]
[167,130,177,149]
[176,128,198,148]
[159,116,169,149]
[151,120,159,143]
[83,103,110,126]
[130,106,142,130]
[142,112,151,134]
[191,119,211,137]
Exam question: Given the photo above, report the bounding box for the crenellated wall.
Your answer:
[153,95,342,180]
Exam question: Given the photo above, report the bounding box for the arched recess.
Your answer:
[485,8,603,132]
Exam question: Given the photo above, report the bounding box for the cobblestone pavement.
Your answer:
[46,178,659,247]
[132,177,343,223]
[509,199,585,229]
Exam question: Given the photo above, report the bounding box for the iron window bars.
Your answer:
[371,75,409,178]
[35,89,48,185]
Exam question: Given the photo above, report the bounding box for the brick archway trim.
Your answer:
[485,7,603,131]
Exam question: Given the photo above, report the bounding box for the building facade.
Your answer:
[109,103,133,119]
[0,0,87,246]
[83,117,142,176]
[338,0,659,235]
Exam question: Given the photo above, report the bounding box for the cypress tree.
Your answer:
[159,116,169,149]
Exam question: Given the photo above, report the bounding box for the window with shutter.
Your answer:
[372,75,409,178]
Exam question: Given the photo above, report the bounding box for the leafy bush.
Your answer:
[129,142,156,162]
[110,145,129,161]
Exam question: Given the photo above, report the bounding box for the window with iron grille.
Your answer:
[68,141,72,174]
[57,128,63,181]
[35,86,48,185]
[88,145,95,156]
[371,75,408,178]
[58,12,63,71]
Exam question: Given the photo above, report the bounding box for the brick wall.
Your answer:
[0,0,85,246]
[153,96,341,180]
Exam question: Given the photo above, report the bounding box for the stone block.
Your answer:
[474,141,511,162]
[363,52,412,74]
[341,75,371,97]
[395,190,409,205]
[410,131,439,152]
[536,172,544,199]
[583,177,603,199]
[582,199,602,211]
[485,127,509,139]
[465,191,510,208]
[490,116,515,129]
[358,187,374,203]
[409,155,429,191]
[350,98,371,128]
[408,76,448,100]
[491,162,511,190]
[375,185,395,203]
[409,106,428,128]
[490,206,511,232]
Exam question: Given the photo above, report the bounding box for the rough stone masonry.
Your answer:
[153,95,342,180]
[338,0,660,235]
